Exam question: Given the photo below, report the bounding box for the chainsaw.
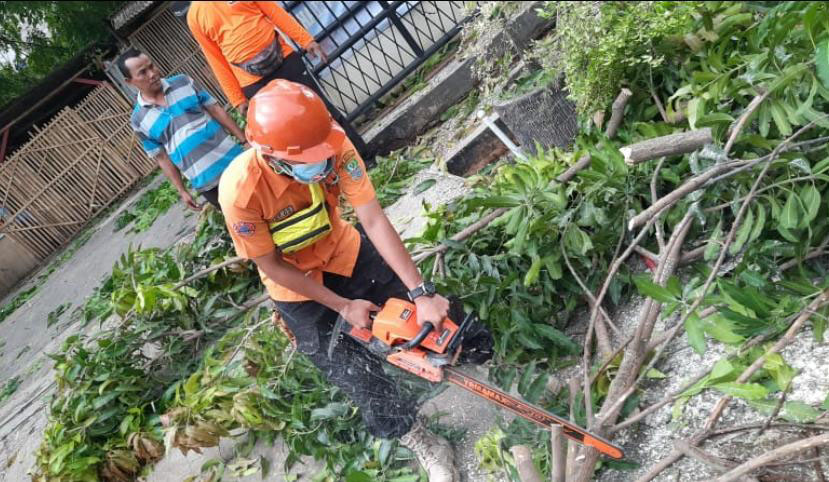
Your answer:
[327,298,624,460]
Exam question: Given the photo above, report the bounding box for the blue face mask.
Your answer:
[269,158,333,184]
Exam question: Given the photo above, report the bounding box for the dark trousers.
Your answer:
[200,186,221,210]
[242,53,372,165]
[274,227,493,439]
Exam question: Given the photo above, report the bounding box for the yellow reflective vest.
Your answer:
[268,183,332,253]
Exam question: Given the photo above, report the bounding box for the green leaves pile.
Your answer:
[33,209,264,481]
[410,0,829,472]
[114,180,180,234]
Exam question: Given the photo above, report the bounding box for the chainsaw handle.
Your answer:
[399,322,434,350]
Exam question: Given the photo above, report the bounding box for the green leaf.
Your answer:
[770,100,792,136]
[685,314,707,355]
[632,275,677,303]
[705,220,723,262]
[346,471,373,482]
[704,316,745,344]
[473,196,522,208]
[780,190,801,229]
[713,382,769,400]
[534,323,579,353]
[524,372,549,404]
[710,358,735,381]
[763,353,796,390]
[817,38,829,90]
[542,255,562,280]
[412,179,437,195]
[822,393,829,411]
[518,361,536,396]
[646,368,667,379]
[524,256,542,287]
[782,401,821,423]
[729,206,754,255]
[749,204,766,243]
[814,315,826,343]
[800,184,821,223]
[310,402,349,421]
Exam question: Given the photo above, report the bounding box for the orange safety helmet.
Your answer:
[245,79,345,163]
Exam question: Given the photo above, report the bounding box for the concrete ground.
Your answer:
[0,169,502,482]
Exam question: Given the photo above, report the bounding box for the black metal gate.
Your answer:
[283,1,473,123]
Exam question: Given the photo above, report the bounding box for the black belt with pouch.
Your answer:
[233,37,285,77]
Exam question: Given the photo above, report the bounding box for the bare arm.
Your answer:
[156,151,201,211]
[205,103,247,144]
[354,199,449,328]
[251,251,379,328]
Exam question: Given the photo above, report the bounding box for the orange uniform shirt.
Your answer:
[187,1,315,107]
[218,138,376,302]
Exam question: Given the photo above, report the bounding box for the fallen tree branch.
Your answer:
[705,174,821,213]
[813,445,826,482]
[711,422,829,438]
[174,256,245,289]
[759,373,795,435]
[651,157,667,251]
[605,88,633,139]
[723,88,770,156]
[510,445,543,482]
[779,234,829,272]
[597,212,695,427]
[628,160,736,231]
[551,425,566,482]
[634,245,705,267]
[620,128,713,166]
[555,154,592,184]
[412,208,508,263]
[635,120,824,482]
[566,376,580,481]
[649,79,670,124]
[631,115,823,233]
[562,235,613,359]
[673,439,738,472]
[711,433,829,482]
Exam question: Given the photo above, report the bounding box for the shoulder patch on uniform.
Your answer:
[342,150,363,180]
[233,221,256,237]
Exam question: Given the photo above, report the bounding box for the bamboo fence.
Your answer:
[128,6,228,105]
[0,82,153,260]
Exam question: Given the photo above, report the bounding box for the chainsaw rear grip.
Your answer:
[398,322,434,350]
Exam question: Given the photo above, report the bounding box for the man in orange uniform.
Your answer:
[186,1,368,158]
[219,80,492,481]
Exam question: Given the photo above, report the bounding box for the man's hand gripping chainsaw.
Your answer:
[327,298,625,460]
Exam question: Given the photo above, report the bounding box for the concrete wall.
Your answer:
[0,235,40,298]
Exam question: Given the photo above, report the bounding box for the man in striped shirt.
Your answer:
[120,48,247,210]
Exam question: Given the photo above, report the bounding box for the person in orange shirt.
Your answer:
[185,1,369,160]
[219,80,492,481]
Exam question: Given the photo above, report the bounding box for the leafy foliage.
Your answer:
[0,375,21,406]
[33,208,263,481]
[114,181,180,234]
[0,1,122,106]
[536,1,699,115]
[0,285,37,324]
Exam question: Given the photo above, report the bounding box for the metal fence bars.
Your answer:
[0,83,154,260]
[285,1,471,122]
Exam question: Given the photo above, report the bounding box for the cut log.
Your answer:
[620,128,713,165]
[510,445,544,482]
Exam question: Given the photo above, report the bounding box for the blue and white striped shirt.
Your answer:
[130,74,242,192]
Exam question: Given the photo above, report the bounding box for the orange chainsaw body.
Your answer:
[369,298,459,382]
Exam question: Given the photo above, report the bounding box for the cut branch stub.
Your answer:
[620,128,713,165]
